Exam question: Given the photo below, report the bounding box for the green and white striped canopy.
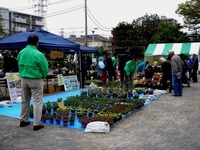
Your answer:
[144,43,200,56]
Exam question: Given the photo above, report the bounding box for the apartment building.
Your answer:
[0,7,44,35]
[161,16,178,26]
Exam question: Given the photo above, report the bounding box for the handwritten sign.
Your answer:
[50,50,63,59]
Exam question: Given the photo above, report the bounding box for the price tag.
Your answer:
[58,102,65,109]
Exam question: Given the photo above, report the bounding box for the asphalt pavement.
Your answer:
[0,76,200,150]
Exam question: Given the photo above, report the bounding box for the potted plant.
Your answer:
[42,114,47,123]
[69,115,75,125]
[52,101,59,112]
[48,114,54,124]
[55,114,62,125]
[62,117,68,127]
[79,115,91,128]
[42,104,46,115]
[46,101,52,114]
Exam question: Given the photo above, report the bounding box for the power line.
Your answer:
[47,4,84,15]
[11,0,76,12]
[87,13,111,32]
[45,5,84,18]
[87,7,112,30]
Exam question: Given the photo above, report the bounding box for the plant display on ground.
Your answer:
[36,84,148,129]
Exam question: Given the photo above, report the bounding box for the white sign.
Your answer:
[63,75,79,91]
[57,74,64,86]
[5,73,21,103]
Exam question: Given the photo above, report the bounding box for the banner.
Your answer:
[63,75,79,91]
[5,73,21,103]
[50,50,64,59]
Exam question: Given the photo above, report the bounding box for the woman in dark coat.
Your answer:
[159,57,172,92]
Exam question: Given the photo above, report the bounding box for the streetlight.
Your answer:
[92,28,98,47]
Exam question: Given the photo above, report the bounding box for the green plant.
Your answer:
[52,101,59,111]
[42,103,46,115]
[69,115,75,122]
[46,101,52,113]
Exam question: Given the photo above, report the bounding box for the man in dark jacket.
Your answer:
[191,54,199,83]
[2,50,12,75]
[105,55,114,81]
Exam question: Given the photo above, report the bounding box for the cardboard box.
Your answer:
[43,84,55,94]
[43,84,64,93]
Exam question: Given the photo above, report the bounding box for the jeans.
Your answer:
[172,75,182,96]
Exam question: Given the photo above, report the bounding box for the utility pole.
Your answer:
[32,0,48,17]
[84,0,88,46]
[60,28,64,37]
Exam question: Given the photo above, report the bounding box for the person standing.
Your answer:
[112,53,118,81]
[159,57,172,92]
[10,51,19,72]
[2,50,12,75]
[105,54,114,81]
[118,54,131,84]
[191,54,199,83]
[97,52,107,78]
[168,50,183,96]
[17,34,48,131]
[124,55,138,81]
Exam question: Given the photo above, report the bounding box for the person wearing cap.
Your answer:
[17,34,48,131]
[168,50,183,96]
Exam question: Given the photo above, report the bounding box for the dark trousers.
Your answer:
[192,69,198,82]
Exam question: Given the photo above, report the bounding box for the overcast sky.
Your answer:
[0,0,187,38]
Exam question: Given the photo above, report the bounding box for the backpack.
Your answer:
[187,58,193,69]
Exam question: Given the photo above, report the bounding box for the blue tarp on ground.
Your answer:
[0,89,160,130]
[0,89,86,130]
[0,28,80,51]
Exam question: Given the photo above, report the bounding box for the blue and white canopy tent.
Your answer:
[144,42,200,64]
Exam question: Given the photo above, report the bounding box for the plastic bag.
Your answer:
[89,82,98,90]
[85,121,110,133]
[0,100,12,107]
[98,61,105,69]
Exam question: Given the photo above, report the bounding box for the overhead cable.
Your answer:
[87,7,112,30]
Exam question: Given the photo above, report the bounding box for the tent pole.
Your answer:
[79,50,83,89]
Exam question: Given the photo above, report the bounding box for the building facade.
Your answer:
[0,7,44,35]
[161,16,178,26]
[69,34,111,49]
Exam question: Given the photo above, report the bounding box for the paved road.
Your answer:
[0,77,200,150]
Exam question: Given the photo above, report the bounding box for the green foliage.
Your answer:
[132,14,161,45]
[176,0,200,30]
[152,22,189,43]
[112,22,134,47]
[112,14,161,47]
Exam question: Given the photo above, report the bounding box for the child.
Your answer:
[99,68,108,85]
